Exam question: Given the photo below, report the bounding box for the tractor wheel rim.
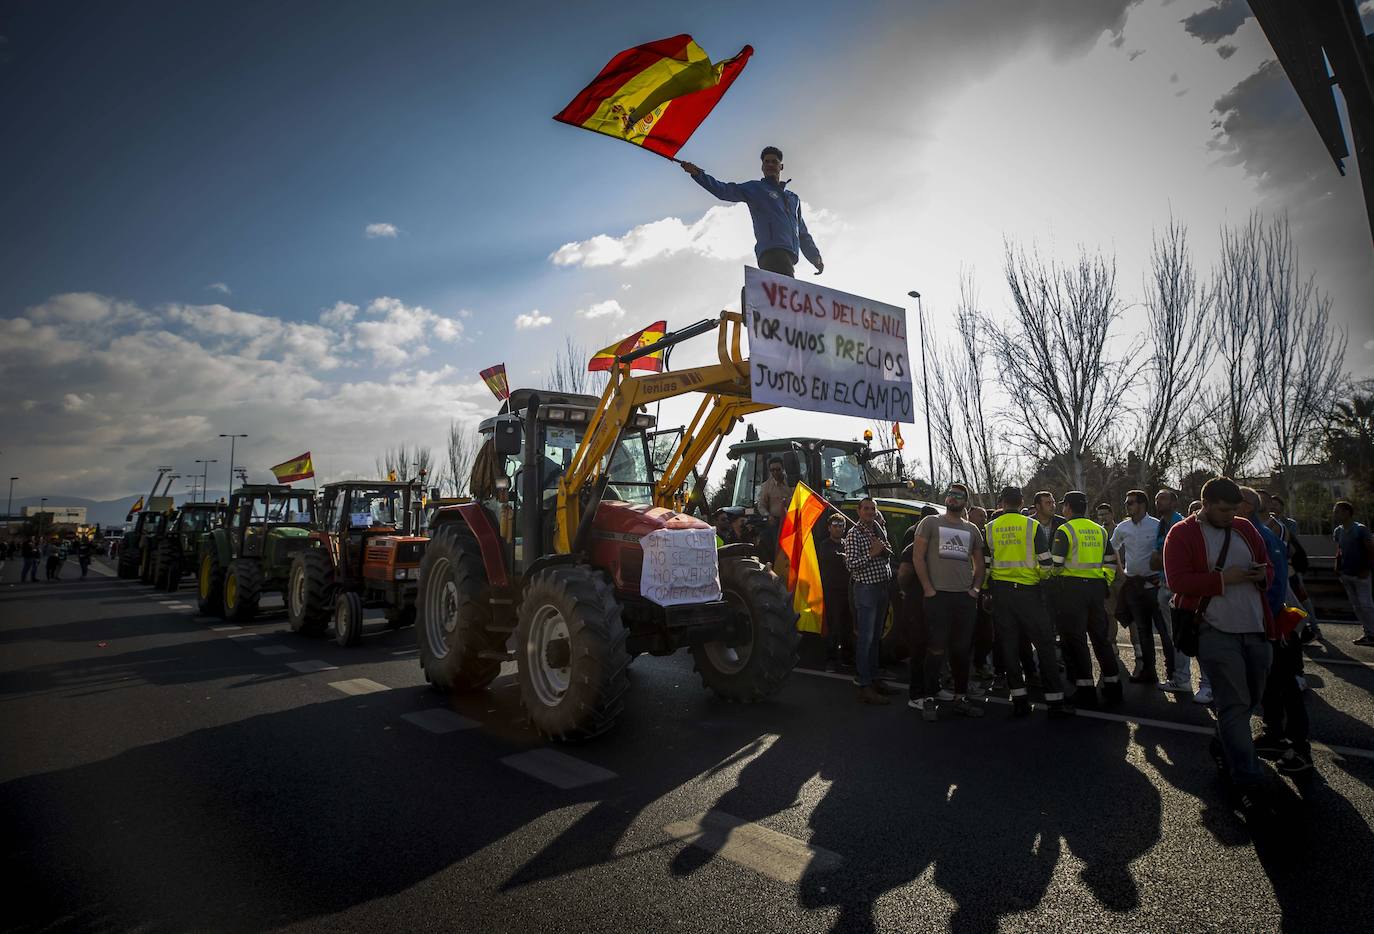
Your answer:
[423,557,454,660]
[335,599,348,637]
[289,566,304,618]
[525,603,571,708]
[702,586,752,675]
[225,572,237,610]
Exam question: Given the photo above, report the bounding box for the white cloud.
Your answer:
[432,317,464,342]
[353,297,436,365]
[1365,339,1374,351]
[514,310,552,330]
[207,282,231,295]
[576,299,626,320]
[365,222,399,239]
[319,301,357,327]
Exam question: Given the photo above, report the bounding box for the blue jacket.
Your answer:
[692,173,821,267]
[1256,522,1288,617]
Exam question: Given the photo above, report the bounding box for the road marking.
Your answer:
[226,632,263,640]
[210,624,242,632]
[329,678,390,696]
[662,810,842,884]
[252,645,297,656]
[391,648,418,656]
[166,602,194,609]
[400,709,479,734]
[500,749,617,789]
[285,659,339,674]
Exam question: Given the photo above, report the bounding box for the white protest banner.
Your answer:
[639,527,722,607]
[743,266,914,421]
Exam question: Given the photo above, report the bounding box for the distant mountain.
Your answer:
[11,492,232,528]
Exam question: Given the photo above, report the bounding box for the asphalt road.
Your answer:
[4,556,1374,933]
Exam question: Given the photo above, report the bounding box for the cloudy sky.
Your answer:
[2,0,1371,502]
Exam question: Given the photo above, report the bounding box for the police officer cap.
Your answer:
[1059,490,1089,512]
[997,485,1023,504]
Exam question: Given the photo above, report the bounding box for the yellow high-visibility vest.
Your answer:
[986,513,1046,585]
[1056,517,1115,583]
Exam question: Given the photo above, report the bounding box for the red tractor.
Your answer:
[417,314,799,741]
[287,480,429,647]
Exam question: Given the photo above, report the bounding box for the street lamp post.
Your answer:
[39,496,48,539]
[195,459,218,501]
[7,476,16,528]
[218,435,247,496]
[907,290,935,488]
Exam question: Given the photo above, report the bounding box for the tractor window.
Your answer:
[821,446,866,498]
[731,452,757,508]
[344,488,407,531]
[606,434,652,505]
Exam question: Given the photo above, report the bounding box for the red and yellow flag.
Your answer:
[553,35,753,159]
[480,363,510,401]
[893,423,905,450]
[125,496,144,521]
[270,452,314,484]
[588,320,668,373]
[777,483,829,635]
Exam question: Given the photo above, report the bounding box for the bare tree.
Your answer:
[1131,218,1213,488]
[375,444,436,483]
[927,275,1006,506]
[1260,216,1347,489]
[545,336,595,396]
[1193,215,1268,477]
[986,242,1135,490]
[445,420,477,497]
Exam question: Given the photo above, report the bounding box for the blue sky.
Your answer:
[3,1,1371,500]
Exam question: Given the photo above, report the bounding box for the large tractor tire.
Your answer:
[334,591,364,647]
[117,548,140,580]
[197,550,225,617]
[224,558,263,622]
[515,564,630,741]
[288,550,333,636]
[416,524,503,692]
[691,556,799,703]
[155,540,179,592]
[139,547,156,585]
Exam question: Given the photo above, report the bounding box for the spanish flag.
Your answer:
[479,363,510,402]
[777,483,828,635]
[893,423,905,450]
[270,452,314,484]
[126,496,144,521]
[553,35,753,159]
[588,320,668,373]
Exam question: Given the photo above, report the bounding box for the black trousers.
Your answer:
[1055,577,1120,689]
[1262,637,1309,754]
[911,591,977,698]
[758,248,796,277]
[822,577,853,661]
[991,581,1065,701]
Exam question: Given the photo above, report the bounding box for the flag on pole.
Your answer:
[479,363,510,402]
[893,423,905,450]
[125,496,144,521]
[777,483,829,635]
[553,35,753,159]
[588,320,668,372]
[270,452,315,484]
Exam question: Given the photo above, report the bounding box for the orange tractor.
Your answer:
[287,480,429,646]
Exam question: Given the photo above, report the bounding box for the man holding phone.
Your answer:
[1163,477,1276,817]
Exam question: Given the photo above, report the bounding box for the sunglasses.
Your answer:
[945,490,968,501]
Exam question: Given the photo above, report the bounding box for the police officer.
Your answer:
[985,486,1073,718]
[1052,490,1122,709]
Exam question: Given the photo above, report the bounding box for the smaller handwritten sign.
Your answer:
[639,528,722,607]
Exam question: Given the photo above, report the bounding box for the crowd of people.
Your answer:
[719,472,1372,818]
[1,536,96,582]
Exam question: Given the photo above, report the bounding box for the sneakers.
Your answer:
[1158,675,1191,694]
[950,697,984,718]
[1276,748,1314,775]
[1234,785,1276,821]
[857,685,890,705]
[935,688,955,701]
[910,696,939,721]
[1193,685,1214,705]
[1253,732,1290,760]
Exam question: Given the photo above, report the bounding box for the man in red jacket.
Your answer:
[1163,477,1275,812]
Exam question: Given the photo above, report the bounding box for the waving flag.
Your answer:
[270,452,314,484]
[893,423,905,450]
[480,363,510,402]
[777,483,828,635]
[554,35,753,159]
[125,496,144,522]
[588,320,668,373]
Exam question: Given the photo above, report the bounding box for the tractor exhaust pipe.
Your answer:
[522,392,542,566]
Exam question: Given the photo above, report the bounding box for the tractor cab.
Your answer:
[227,484,314,561]
[316,481,427,582]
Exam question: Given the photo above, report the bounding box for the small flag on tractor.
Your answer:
[270,452,315,484]
[777,483,829,635]
[588,320,668,373]
[480,363,510,402]
[553,35,753,160]
[125,496,144,521]
[893,423,904,450]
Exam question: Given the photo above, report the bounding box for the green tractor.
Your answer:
[137,509,176,585]
[197,485,316,620]
[117,510,155,579]
[154,502,229,592]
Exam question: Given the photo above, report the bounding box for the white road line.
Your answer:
[210,624,242,632]
[226,632,263,640]
[400,709,479,734]
[252,645,297,656]
[285,659,339,674]
[329,678,391,696]
[500,749,618,789]
[390,648,418,656]
[166,602,194,609]
[662,810,842,885]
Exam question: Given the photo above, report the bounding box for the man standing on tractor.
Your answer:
[679,146,824,278]
[844,497,893,706]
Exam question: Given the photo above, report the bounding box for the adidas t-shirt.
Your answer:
[914,514,983,592]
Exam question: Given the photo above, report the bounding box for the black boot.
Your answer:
[1101,680,1123,707]
[1012,696,1032,717]
[1072,685,1099,709]
[1047,700,1076,719]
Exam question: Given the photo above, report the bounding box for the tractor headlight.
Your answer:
[395,568,410,580]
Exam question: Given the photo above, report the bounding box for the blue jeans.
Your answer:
[21,557,39,582]
[1197,626,1272,787]
[852,581,889,687]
